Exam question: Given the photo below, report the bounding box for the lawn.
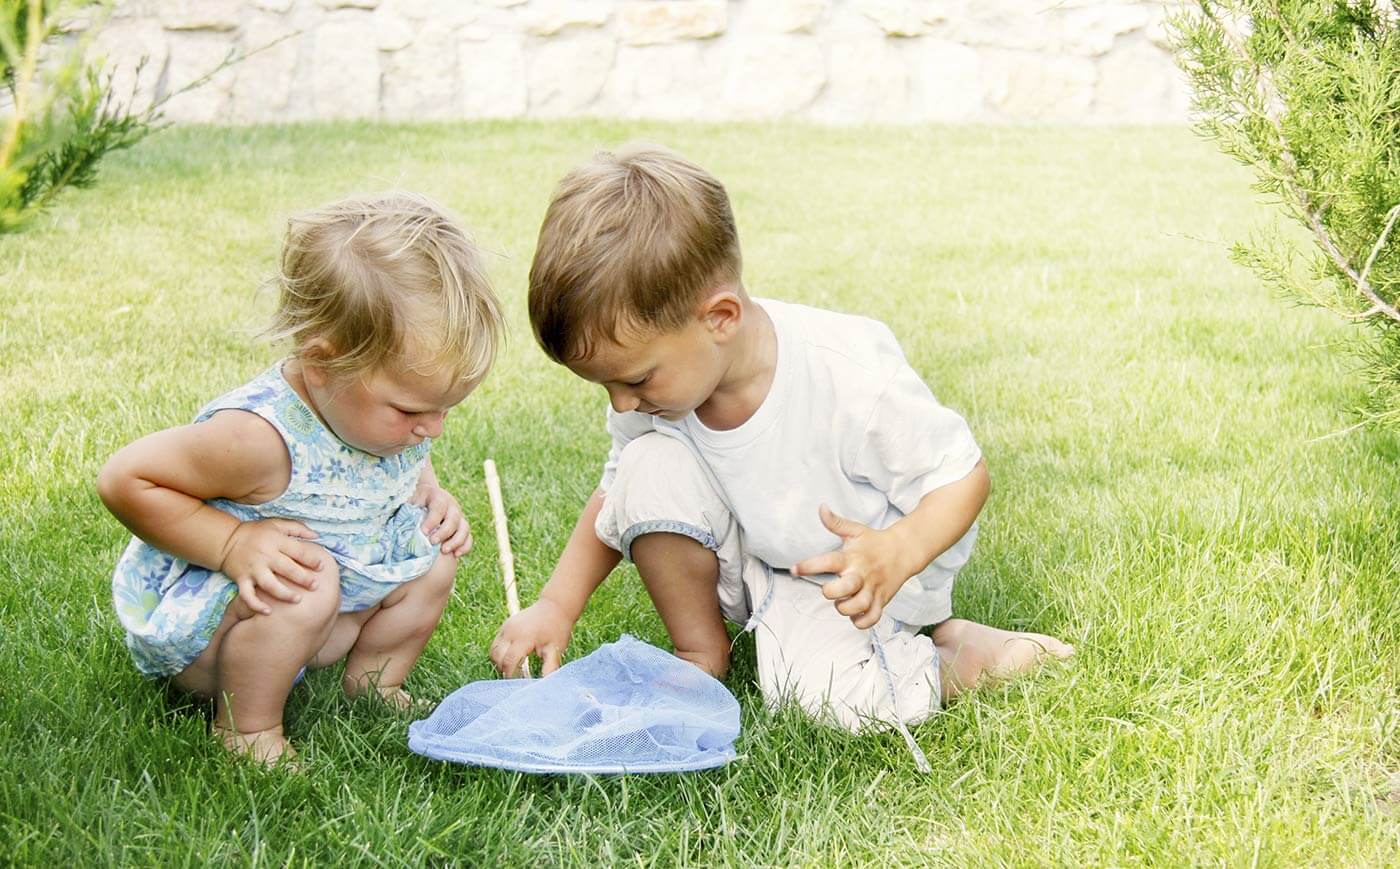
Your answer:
[1,121,1396,865]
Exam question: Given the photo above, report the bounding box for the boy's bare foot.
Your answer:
[212,723,300,770]
[932,618,1075,699]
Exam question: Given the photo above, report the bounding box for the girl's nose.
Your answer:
[415,412,446,439]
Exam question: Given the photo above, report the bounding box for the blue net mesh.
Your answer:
[408,635,740,774]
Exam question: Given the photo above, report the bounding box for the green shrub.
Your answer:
[1172,1,1400,428]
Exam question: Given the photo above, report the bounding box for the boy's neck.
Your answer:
[695,299,777,431]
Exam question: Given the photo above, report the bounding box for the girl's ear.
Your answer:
[298,338,337,387]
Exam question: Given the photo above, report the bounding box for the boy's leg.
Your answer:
[931,619,1074,700]
[630,533,729,677]
[749,570,942,731]
[174,553,342,763]
[341,553,457,706]
[597,433,749,679]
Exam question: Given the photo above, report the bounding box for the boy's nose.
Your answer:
[607,389,639,414]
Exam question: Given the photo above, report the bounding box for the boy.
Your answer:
[491,144,1072,734]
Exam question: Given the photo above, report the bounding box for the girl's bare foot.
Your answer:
[344,679,434,715]
[212,723,300,770]
[932,618,1075,699]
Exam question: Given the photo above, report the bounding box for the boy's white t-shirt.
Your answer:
[598,298,983,625]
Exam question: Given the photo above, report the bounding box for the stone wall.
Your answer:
[88,0,1191,124]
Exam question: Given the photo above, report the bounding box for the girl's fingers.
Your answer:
[255,568,301,603]
[442,521,470,555]
[274,519,317,539]
[284,540,325,572]
[274,555,317,590]
[237,579,271,615]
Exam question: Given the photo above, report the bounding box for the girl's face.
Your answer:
[300,355,476,457]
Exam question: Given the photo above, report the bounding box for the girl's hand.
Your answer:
[218,519,324,616]
[490,598,574,677]
[411,483,473,557]
[792,505,920,630]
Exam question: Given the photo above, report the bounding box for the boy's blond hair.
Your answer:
[529,144,742,363]
[268,191,504,384]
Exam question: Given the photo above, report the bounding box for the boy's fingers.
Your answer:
[541,645,563,675]
[794,551,845,579]
[820,572,860,601]
[818,504,864,539]
[852,604,882,630]
[835,588,873,616]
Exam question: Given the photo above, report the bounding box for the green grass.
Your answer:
[2,121,1397,866]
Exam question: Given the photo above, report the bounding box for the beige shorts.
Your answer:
[595,432,945,735]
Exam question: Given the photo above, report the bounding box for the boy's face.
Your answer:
[567,315,729,422]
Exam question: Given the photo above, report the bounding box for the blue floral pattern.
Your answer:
[111,362,437,677]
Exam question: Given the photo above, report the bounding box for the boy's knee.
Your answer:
[602,433,730,561]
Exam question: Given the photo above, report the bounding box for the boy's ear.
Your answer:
[698,290,743,340]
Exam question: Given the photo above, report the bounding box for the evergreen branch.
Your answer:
[1205,2,1400,325]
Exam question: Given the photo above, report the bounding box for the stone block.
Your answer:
[908,37,983,121]
[811,37,909,123]
[528,35,616,116]
[599,43,714,118]
[382,26,459,119]
[158,0,241,31]
[90,19,169,113]
[311,14,381,117]
[619,1,726,46]
[230,15,300,122]
[720,35,824,118]
[460,36,527,117]
[526,2,612,36]
[317,0,379,9]
[742,0,829,34]
[161,31,237,122]
[984,49,1096,120]
[856,0,946,37]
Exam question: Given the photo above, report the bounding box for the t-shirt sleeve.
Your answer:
[598,408,655,491]
[851,364,982,515]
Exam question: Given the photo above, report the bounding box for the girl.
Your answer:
[98,192,505,766]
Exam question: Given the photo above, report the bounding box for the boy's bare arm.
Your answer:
[538,489,622,619]
[794,458,990,629]
[489,489,621,675]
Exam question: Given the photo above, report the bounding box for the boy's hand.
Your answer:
[792,505,921,630]
[490,598,573,677]
[219,519,324,616]
[411,483,473,557]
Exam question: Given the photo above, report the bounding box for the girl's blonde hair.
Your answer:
[267,191,504,384]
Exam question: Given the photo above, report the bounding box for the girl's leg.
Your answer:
[173,555,341,764]
[931,618,1074,701]
[341,554,457,706]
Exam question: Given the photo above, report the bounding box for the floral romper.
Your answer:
[111,362,438,677]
